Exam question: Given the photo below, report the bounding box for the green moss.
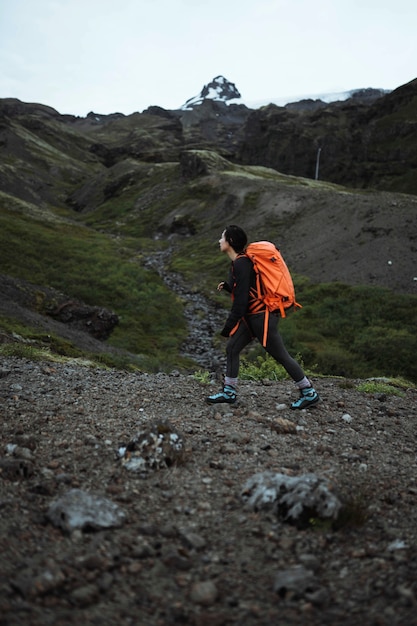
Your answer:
[356,380,406,396]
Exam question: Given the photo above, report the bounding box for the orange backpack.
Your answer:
[245,241,302,346]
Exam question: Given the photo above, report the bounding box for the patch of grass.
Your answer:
[240,354,292,382]
[0,316,84,358]
[0,315,37,338]
[0,341,95,365]
[356,380,406,397]
[0,342,42,361]
[192,370,211,384]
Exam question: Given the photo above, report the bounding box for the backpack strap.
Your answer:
[242,251,269,347]
[262,309,269,347]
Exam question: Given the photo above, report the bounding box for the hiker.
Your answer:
[206,225,320,409]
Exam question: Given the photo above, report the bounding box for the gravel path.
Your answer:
[1,357,416,625]
[143,246,227,369]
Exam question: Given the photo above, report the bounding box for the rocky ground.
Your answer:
[1,357,417,626]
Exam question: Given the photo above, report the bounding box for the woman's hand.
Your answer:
[217,281,225,291]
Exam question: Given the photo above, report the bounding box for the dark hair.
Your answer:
[224,225,248,253]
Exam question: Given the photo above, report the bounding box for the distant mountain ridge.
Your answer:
[0,75,388,124]
[179,75,390,111]
[1,77,416,198]
[245,86,391,110]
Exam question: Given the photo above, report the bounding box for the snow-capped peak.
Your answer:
[181,76,241,110]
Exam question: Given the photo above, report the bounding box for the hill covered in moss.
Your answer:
[0,84,416,381]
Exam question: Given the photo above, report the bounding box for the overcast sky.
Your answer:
[1,0,416,116]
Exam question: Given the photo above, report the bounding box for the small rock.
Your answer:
[242,471,342,526]
[71,584,100,607]
[189,580,218,605]
[47,489,126,532]
[273,565,315,597]
[271,417,297,434]
[179,529,207,550]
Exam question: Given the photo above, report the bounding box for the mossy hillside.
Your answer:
[83,111,181,142]
[81,111,183,163]
[8,117,102,169]
[291,282,417,381]
[1,119,103,212]
[0,203,187,360]
[12,120,94,166]
[78,160,255,233]
[2,153,417,380]
[80,164,198,237]
[78,159,292,239]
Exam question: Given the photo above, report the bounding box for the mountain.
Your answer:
[0,77,416,379]
[181,75,242,110]
[179,75,389,111]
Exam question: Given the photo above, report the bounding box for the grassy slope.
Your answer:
[1,152,416,381]
[0,191,187,370]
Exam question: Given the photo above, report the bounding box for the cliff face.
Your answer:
[236,79,417,195]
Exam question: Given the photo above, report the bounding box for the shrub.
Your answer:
[314,346,363,378]
[240,354,292,381]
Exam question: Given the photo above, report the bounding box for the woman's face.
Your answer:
[219,230,229,253]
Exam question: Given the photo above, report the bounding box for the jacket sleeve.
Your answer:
[220,256,253,336]
[222,269,233,293]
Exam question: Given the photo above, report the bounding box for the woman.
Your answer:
[206,225,320,409]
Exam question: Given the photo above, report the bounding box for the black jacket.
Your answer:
[220,255,257,337]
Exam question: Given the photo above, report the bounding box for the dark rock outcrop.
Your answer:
[50,300,119,340]
[236,79,417,194]
[0,274,118,342]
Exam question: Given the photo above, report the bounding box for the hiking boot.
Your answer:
[291,387,320,409]
[206,385,237,404]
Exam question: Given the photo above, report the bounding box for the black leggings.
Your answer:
[226,312,305,382]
